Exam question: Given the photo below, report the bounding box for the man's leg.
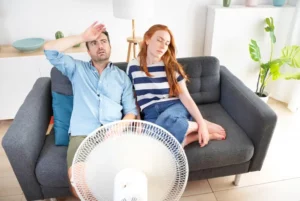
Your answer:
[67,136,86,198]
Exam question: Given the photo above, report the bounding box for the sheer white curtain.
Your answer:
[269,0,300,112]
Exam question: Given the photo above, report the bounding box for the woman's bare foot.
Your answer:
[182,132,225,147]
[205,120,226,137]
[209,132,225,141]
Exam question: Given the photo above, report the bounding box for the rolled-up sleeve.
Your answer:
[44,50,76,80]
[122,73,138,116]
[176,72,184,82]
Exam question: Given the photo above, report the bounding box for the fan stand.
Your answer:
[126,19,143,62]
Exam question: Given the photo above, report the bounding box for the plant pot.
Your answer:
[223,0,231,7]
[273,0,286,6]
[255,92,269,103]
[246,0,258,7]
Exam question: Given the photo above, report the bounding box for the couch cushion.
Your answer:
[51,68,74,146]
[36,133,69,188]
[52,92,73,146]
[36,103,254,187]
[114,62,127,72]
[185,103,254,171]
[178,57,220,104]
[51,67,73,95]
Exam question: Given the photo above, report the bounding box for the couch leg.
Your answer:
[233,174,241,186]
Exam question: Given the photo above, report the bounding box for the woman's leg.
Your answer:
[144,101,226,146]
[154,103,191,144]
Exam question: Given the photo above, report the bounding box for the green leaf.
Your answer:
[265,17,275,31]
[265,18,271,27]
[265,27,271,32]
[269,59,286,67]
[249,40,261,62]
[281,46,300,68]
[284,73,300,80]
[270,62,281,80]
[265,17,276,43]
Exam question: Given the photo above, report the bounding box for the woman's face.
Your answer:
[146,30,171,59]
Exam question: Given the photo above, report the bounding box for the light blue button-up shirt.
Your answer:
[44,50,137,136]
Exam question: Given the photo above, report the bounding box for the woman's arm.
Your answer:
[178,81,204,124]
[178,80,209,147]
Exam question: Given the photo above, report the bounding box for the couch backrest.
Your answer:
[51,56,220,104]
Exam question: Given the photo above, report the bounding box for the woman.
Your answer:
[126,24,226,147]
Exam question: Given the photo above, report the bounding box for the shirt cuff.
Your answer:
[44,49,63,60]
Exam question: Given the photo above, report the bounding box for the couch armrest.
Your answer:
[2,77,52,201]
[220,66,277,171]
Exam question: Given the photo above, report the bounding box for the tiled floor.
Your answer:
[0,98,299,201]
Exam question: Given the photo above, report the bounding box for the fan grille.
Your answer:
[72,120,189,201]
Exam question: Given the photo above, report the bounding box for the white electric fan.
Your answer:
[71,120,189,201]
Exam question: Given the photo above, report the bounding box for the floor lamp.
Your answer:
[112,0,153,62]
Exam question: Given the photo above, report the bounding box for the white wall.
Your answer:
[204,5,296,92]
[0,0,273,62]
[267,0,300,112]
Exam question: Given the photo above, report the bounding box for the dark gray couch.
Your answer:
[2,56,277,201]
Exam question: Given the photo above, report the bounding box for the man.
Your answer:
[44,21,137,197]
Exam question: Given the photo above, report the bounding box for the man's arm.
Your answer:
[122,113,136,120]
[43,22,106,79]
[43,22,106,52]
[44,35,84,52]
[121,73,138,119]
[125,62,140,120]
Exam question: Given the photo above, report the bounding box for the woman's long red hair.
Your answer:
[138,24,188,97]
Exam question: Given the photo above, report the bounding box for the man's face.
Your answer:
[87,33,111,62]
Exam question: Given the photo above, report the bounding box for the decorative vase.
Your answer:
[223,0,231,7]
[273,0,286,6]
[246,0,258,7]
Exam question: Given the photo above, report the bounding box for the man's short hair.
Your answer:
[86,31,110,50]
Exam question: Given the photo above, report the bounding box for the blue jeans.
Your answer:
[142,100,192,144]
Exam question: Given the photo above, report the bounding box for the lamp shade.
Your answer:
[112,0,154,20]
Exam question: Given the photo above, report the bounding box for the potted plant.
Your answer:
[249,17,300,102]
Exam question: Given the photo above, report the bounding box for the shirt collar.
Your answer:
[89,60,113,71]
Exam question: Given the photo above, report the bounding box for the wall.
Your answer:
[204,5,296,92]
[0,0,273,62]
[266,0,300,112]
